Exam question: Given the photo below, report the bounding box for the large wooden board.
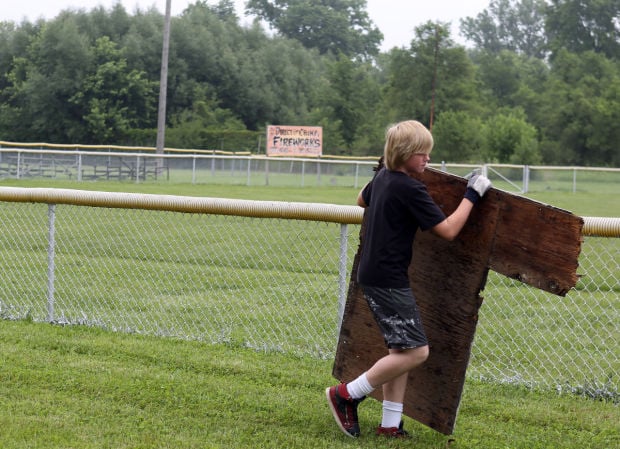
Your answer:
[332,168,583,435]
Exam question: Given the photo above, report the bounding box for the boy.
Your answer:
[325,120,491,438]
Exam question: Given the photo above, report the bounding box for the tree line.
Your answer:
[0,0,618,166]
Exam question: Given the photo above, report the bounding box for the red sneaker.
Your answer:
[376,420,409,438]
[325,384,365,438]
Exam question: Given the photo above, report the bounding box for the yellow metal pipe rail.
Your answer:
[0,187,362,225]
[0,187,617,235]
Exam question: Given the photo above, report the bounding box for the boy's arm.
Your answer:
[431,199,475,241]
[357,181,371,208]
[431,173,492,241]
[356,187,367,208]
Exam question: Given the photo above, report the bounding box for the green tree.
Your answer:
[431,111,484,163]
[1,14,93,142]
[245,0,383,58]
[471,49,550,113]
[121,7,166,78]
[382,22,477,126]
[319,53,382,152]
[0,21,39,91]
[166,84,248,150]
[481,109,540,164]
[0,21,44,137]
[546,0,620,60]
[538,50,620,166]
[308,107,347,153]
[73,3,132,43]
[172,2,324,130]
[460,0,548,58]
[69,36,157,143]
[474,50,522,108]
[212,0,239,21]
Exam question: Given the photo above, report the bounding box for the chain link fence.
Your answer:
[470,235,619,400]
[0,189,618,401]
[2,148,620,194]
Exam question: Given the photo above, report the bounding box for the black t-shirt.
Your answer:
[357,168,446,288]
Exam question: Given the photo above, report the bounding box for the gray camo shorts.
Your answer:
[361,285,428,350]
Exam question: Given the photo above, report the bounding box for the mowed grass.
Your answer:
[1,320,618,449]
[0,178,618,449]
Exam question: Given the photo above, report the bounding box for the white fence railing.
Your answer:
[0,187,618,401]
[1,148,619,193]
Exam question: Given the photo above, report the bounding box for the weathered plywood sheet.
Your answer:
[333,168,583,435]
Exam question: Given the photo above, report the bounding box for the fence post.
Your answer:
[301,161,305,188]
[192,156,197,184]
[47,204,56,322]
[523,165,530,193]
[77,154,83,181]
[337,224,349,331]
[16,151,22,179]
[573,168,577,193]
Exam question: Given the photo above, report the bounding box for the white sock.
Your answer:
[346,372,374,399]
[381,400,403,428]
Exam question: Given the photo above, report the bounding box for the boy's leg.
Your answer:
[381,370,408,426]
[328,287,427,438]
[373,370,409,438]
[369,348,427,438]
[365,345,429,386]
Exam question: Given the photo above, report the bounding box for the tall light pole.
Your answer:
[156,0,172,169]
[429,25,439,132]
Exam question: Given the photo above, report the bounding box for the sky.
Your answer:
[2,0,491,51]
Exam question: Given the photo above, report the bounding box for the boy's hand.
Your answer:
[464,170,492,204]
[467,172,492,197]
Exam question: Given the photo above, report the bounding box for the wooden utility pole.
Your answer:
[429,25,439,132]
[156,0,172,171]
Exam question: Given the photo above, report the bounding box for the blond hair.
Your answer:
[383,120,433,170]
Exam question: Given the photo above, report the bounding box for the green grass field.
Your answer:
[1,320,618,449]
[0,178,618,448]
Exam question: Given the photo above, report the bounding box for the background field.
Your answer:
[1,178,618,449]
